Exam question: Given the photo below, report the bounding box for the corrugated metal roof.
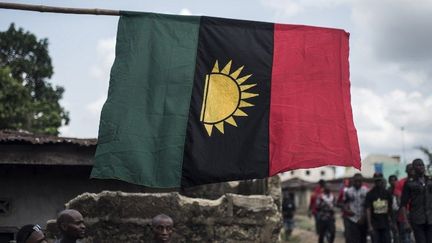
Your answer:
[0,130,97,146]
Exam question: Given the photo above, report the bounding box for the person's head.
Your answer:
[352,173,363,189]
[323,184,330,194]
[151,214,174,243]
[16,224,47,243]
[388,175,398,187]
[406,163,415,178]
[373,172,385,188]
[57,209,86,240]
[318,179,326,188]
[412,158,425,177]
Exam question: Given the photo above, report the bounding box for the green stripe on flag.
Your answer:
[91,12,201,188]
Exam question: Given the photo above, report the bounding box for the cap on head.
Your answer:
[16,224,43,243]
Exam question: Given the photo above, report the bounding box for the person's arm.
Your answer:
[366,207,373,232]
[365,193,373,231]
[308,194,314,217]
[387,192,397,230]
[400,181,412,230]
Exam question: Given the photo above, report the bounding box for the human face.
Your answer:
[153,218,173,242]
[64,211,86,239]
[406,165,415,178]
[375,178,384,189]
[388,176,397,187]
[26,225,47,243]
[413,160,425,177]
[353,178,362,189]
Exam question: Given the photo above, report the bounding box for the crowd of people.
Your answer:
[15,158,431,243]
[303,158,432,243]
[15,210,174,243]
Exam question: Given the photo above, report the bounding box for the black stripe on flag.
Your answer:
[181,16,274,187]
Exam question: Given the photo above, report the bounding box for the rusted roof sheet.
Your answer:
[0,130,97,146]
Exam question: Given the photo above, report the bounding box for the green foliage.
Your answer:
[416,146,432,174]
[0,23,69,135]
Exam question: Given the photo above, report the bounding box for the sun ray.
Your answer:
[201,60,258,136]
[215,122,225,133]
[225,117,238,127]
[239,100,254,108]
[230,66,244,79]
[204,124,213,136]
[221,60,232,75]
[233,109,248,117]
[242,92,259,99]
[212,60,220,73]
[236,74,252,85]
[240,84,257,91]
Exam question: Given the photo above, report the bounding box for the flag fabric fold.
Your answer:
[90,11,360,188]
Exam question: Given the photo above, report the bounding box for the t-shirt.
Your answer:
[345,185,369,223]
[317,193,335,221]
[394,177,407,197]
[365,186,392,229]
[400,176,432,224]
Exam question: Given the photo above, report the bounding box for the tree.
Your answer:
[416,146,432,175]
[0,23,69,135]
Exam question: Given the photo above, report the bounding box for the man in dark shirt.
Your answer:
[365,173,393,243]
[282,192,296,238]
[387,175,399,243]
[401,158,432,243]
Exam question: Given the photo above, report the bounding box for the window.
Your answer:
[320,170,325,176]
[305,170,310,176]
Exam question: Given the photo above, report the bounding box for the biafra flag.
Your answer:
[90,12,360,188]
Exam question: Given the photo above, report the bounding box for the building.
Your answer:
[0,130,166,242]
[279,166,336,182]
[344,154,405,179]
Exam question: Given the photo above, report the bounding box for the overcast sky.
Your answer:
[1,0,431,165]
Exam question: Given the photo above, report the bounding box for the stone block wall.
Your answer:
[47,191,282,242]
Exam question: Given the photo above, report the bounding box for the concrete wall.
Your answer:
[46,191,282,243]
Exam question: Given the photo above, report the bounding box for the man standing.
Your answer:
[151,214,174,243]
[401,159,432,243]
[316,184,336,243]
[365,173,393,243]
[282,192,296,238]
[344,173,369,243]
[309,179,326,234]
[395,163,415,243]
[55,209,86,243]
[387,174,399,243]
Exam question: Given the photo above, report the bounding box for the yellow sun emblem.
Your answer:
[200,60,259,136]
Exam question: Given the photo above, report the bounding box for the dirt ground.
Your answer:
[281,213,345,243]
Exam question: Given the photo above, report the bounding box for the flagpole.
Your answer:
[0,2,120,16]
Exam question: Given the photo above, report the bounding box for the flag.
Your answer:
[90,12,360,188]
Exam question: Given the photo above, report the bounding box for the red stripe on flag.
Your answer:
[269,24,361,176]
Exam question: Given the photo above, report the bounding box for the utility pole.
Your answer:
[401,126,406,164]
